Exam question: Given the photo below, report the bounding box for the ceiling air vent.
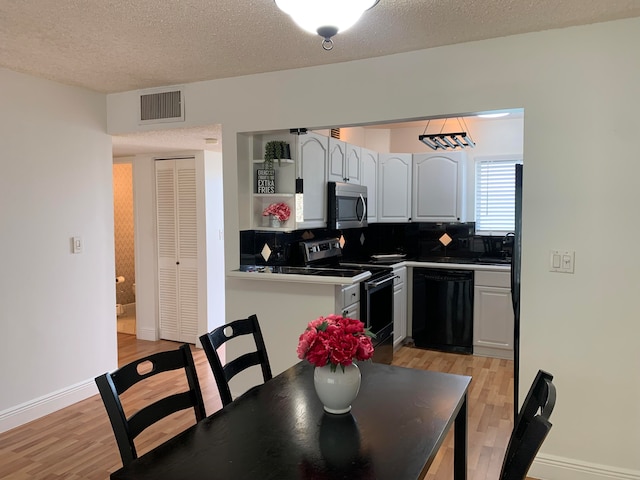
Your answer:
[139,87,185,125]
[330,128,340,139]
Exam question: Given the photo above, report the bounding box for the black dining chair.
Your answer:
[199,314,273,406]
[95,343,206,467]
[499,369,556,480]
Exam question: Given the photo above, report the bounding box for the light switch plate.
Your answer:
[72,236,83,254]
[550,249,574,273]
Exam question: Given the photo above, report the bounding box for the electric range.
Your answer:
[297,238,396,365]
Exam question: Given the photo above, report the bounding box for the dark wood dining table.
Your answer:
[111,360,471,480]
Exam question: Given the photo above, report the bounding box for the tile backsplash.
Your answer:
[240,222,510,265]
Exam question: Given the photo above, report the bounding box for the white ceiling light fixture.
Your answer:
[275,0,379,51]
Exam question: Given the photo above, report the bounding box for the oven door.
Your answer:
[362,273,395,364]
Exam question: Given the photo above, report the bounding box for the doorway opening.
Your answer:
[113,161,136,335]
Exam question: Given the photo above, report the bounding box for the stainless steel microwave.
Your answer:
[327,182,368,229]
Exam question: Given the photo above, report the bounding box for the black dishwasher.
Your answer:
[412,269,474,354]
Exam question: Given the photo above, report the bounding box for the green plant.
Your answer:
[264,141,277,170]
[264,141,291,169]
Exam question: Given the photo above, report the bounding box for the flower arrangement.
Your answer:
[297,314,375,372]
[262,202,291,222]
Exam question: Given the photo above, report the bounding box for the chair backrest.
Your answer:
[500,369,556,480]
[199,314,273,406]
[95,343,206,466]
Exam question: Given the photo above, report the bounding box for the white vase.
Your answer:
[313,363,361,414]
[269,215,283,228]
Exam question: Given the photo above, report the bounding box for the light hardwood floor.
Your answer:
[0,334,533,479]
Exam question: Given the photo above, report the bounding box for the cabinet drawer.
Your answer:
[475,271,510,288]
[393,267,406,286]
[341,283,360,307]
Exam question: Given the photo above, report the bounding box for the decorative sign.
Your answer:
[256,168,275,194]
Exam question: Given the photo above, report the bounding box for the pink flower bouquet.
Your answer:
[297,314,375,372]
[262,202,291,222]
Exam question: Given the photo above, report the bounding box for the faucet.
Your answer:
[502,232,515,258]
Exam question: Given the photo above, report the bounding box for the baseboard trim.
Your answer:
[0,379,97,434]
[136,326,158,341]
[531,454,640,480]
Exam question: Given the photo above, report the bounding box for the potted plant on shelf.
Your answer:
[262,202,291,228]
[263,141,291,170]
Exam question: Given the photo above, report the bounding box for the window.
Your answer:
[475,157,522,234]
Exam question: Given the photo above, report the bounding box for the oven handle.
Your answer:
[365,274,397,289]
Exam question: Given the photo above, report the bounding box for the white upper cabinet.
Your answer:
[412,151,466,222]
[360,147,378,222]
[378,153,412,222]
[297,132,329,228]
[345,143,361,184]
[328,138,361,184]
[327,138,346,183]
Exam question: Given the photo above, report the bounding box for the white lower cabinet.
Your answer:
[393,266,407,348]
[336,283,361,320]
[473,271,513,359]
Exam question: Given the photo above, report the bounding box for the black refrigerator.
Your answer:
[512,164,523,419]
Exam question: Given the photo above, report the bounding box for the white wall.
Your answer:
[107,17,639,479]
[0,68,115,431]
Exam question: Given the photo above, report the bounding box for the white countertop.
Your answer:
[227,269,372,285]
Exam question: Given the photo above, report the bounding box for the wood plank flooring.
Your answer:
[0,334,532,479]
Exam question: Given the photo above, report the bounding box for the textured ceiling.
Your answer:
[2,0,640,94]
[3,1,638,156]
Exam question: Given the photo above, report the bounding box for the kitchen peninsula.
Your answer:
[226,258,511,394]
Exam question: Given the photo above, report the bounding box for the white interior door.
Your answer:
[155,158,198,343]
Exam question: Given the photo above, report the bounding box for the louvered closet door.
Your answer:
[155,158,198,344]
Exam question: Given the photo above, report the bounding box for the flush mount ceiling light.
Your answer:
[418,118,476,150]
[275,0,379,51]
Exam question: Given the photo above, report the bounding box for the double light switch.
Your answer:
[549,250,575,273]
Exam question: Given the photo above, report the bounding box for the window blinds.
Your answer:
[475,159,521,234]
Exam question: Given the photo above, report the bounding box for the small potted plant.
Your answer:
[263,141,291,170]
[262,202,291,228]
[264,141,277,170]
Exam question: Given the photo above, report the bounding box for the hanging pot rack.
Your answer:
[418,117,476,150]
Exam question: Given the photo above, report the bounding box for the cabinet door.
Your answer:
[155,158,198,344]
[360,148,378,222]
[327,138,346,183]
[412,151,466,222]
[345,143,361,184]
[378,153,412,222]
[473,285,513,359]
[297,132,328,228]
